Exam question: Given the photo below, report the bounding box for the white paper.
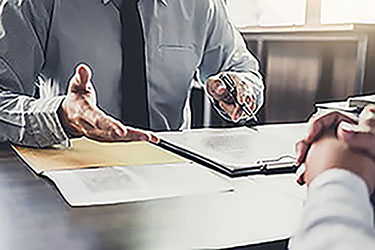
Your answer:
[44,162,233,206]
[249,174,307,201]
[315,101,357,112]
[43,162,307,249]
[158,123,309,171]
[348,94,375,108]
[176,176,306,249]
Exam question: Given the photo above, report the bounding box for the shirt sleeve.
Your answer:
[0,0,69,148]
[289,168,375,250]
[197,0,264,122]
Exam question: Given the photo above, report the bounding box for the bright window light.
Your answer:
[227,0,306,27]
[321,0,375,24]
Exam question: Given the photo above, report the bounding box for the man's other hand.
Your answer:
[206,73,255,122]
[59,64,158,143]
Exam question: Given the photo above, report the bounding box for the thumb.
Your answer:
[69,64,93,92]
[207,78,226,100]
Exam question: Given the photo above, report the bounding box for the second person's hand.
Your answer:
[295,110,358,165]
[303,129,375,193]
[296,105,375,185]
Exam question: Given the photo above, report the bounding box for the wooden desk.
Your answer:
[0,144,294,250]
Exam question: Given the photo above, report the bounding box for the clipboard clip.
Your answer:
[255,155,298,175]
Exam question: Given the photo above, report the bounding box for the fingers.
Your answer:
[62,64,158,144]
[219,101,243,122]
[82,112,154,143]
[206,78,234,103]
[69,64,93,93]
[335,105,375,160]
[208,74,254,122]
[338,126,375,160]
[295,111,357,166]
[306,111,357,143]
[124,127,160,144]
[232,106,243,122]
[295,140,309,165]
[295,107,375,186]
[77,64,92,87]
[358,104,375,133]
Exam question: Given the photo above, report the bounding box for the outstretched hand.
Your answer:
[59,64,158,143]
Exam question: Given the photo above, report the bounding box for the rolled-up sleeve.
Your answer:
[198,0,264,121]
[289,169,375,250]
[0,0,69,147]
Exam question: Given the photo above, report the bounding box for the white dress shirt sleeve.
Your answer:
[198,0,264,121]
[289,168,375,250]
[0,0,69,147]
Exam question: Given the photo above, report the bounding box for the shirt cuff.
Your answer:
[289,169,375,250]
[303,168,373,233]
[310,168,371,197]
[26,95,71,148]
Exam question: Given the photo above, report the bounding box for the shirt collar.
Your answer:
[102,0,168,6]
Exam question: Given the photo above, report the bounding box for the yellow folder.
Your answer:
[13,138,185,174]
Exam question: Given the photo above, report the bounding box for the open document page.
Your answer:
[158,123,309,174]
[44,162,233,207]
[12,137,232,206]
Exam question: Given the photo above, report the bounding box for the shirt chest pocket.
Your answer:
[157,44,200,88]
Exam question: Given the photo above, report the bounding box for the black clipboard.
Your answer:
[157,124,307,178]
[158,139,298,177]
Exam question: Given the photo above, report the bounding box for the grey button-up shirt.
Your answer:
[0,0,263,147]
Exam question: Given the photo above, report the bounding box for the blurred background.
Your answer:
[191,0,375,127]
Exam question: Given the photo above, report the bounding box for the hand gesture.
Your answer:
[59,64,158,143]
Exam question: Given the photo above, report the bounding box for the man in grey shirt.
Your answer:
[0,0,263,147]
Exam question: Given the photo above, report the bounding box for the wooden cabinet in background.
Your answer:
[242,24,375,123]
[190,24,375,128]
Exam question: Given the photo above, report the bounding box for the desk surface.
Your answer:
[0,144,297,250]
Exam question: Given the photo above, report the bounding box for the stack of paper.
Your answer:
[315,93,375,113]
[348,94,375,108]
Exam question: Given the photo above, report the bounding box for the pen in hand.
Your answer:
[218,74,258,122]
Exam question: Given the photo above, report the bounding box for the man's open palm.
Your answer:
[59,64,158,143]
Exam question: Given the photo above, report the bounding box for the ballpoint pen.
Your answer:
[218,74,258,122]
